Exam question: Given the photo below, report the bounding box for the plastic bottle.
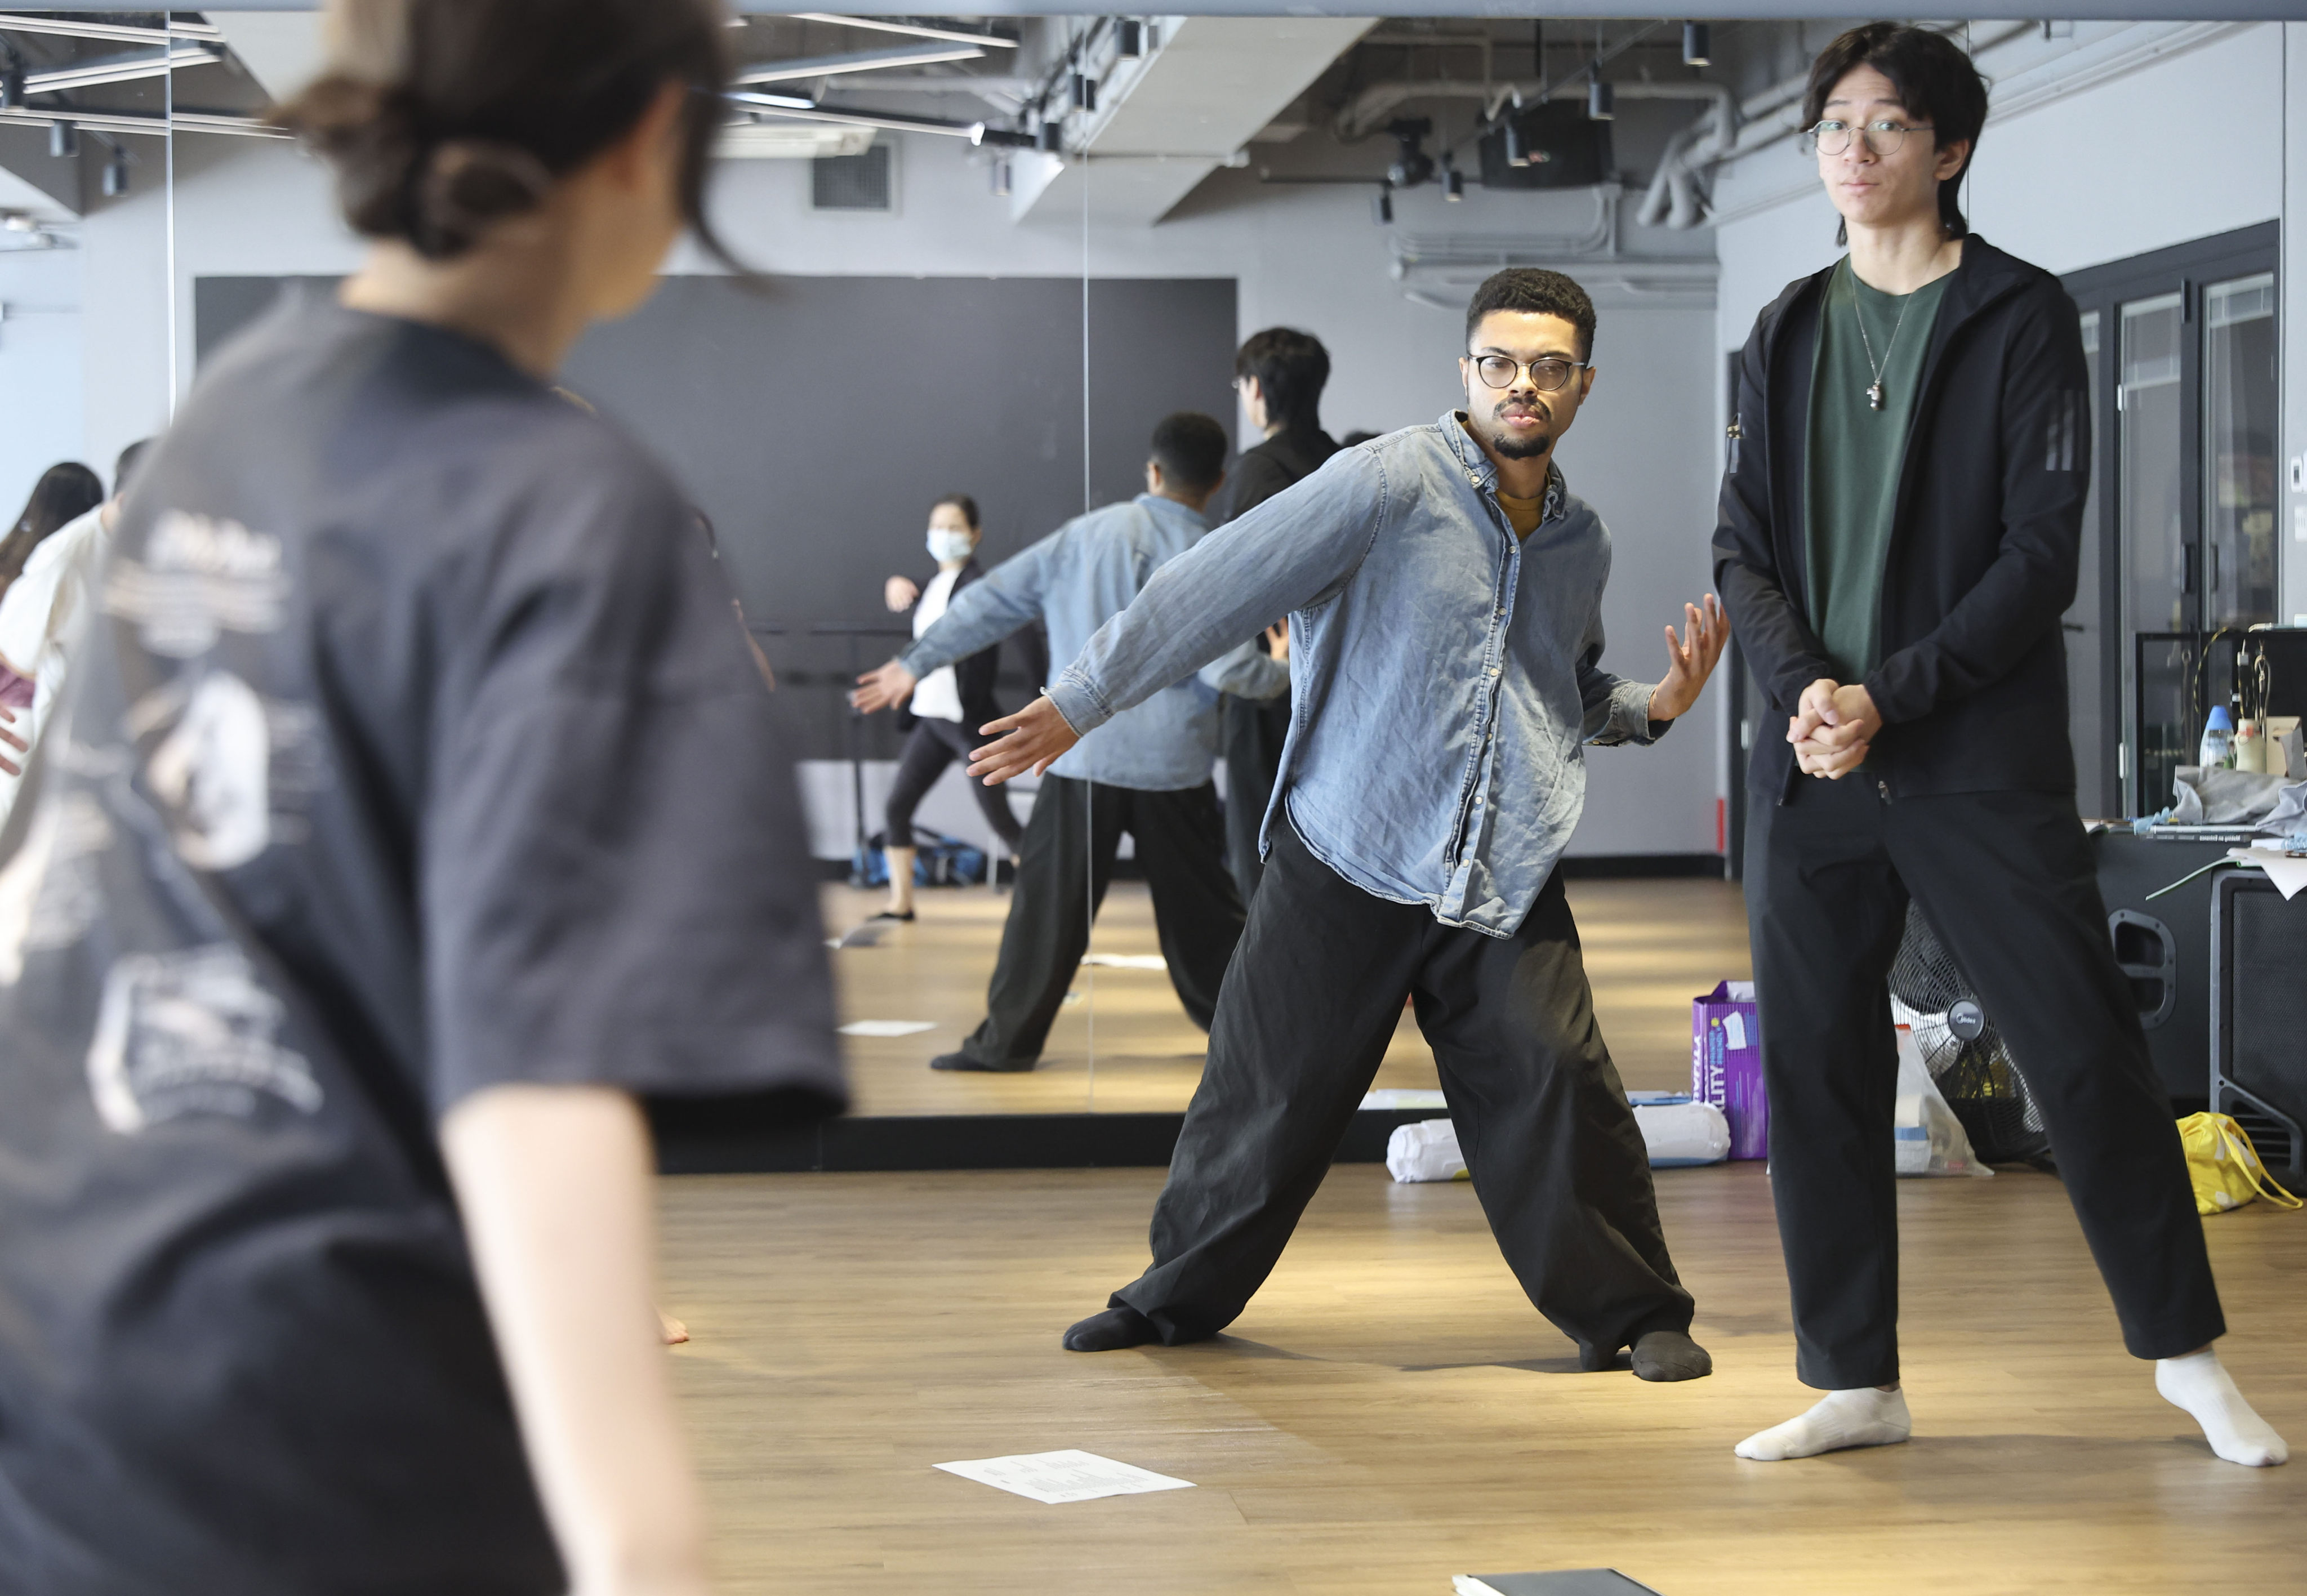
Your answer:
[2199,703,2233,770]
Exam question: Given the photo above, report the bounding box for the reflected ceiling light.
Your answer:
[1444,165,1464,201]
[1373,189,1393,226]
[991,159,1011,197]
[1115,20,1144,61]
[25,44,219,96]
[49,119,75,158]
[1071,73,1096,113]
[0,67,20,109]
[102,146,128,196]
[787,15,1019,50]
[1682,23,1712,66]
[736,42,982,85]
[1587,75,1615,121]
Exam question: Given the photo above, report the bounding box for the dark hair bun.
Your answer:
[414,141,554,258]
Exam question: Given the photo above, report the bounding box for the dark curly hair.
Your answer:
[275,0,734,262]
[1463,269,1596,363]
[1802,24,1988,240]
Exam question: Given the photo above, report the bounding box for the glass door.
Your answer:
[2064,222,2279,815]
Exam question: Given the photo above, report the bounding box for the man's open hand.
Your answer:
[967,696,1080,785]
[850,660,918,714]
[1646,594,1729,721]
[1263,621,1290,665]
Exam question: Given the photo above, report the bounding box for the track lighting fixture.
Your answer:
[1372,188,1393,226]
[1682,23,1712,66]
[1586,75,1614,122]
[0,67,22,110]
[1036,119,1063,154]
[991,159,1011,198]
[103,148,129,197]
[50,120,77,159]
[1071,73,1096,114]
[1444,164,1464,202]
[1502,118,1528,168]
[1115,20,1143,61]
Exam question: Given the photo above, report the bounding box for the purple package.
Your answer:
[1691,980,1766,1160]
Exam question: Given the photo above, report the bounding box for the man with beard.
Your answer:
[967,269,1730,1377]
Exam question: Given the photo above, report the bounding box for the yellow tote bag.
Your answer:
[2177,1113,2302,1215]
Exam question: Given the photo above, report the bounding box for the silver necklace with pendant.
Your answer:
[1850,271,1914,412]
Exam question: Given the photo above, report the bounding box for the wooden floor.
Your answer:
[661,1161,2306,1594]
[824,876,1753,1116]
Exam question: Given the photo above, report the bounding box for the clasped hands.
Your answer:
[1788,678,1882,778]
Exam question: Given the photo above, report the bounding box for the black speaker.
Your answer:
[2091,830,2241,1108]
[2211,870,2307,1180]
[1478,99,1611,191]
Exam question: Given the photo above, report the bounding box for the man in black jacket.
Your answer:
[1209,328,1339,903]
[1714,24,2283,1468]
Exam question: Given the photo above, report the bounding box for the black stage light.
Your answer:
[1036,120,1062,154]
[1682,23,1712,67]
[0,68,22,110]
[1444,165,1464,201]
[50,120,78,159]
[1502,118,1527,168]
[1071,73,1096,113]
[1372,188,1393,225]
[1115,20,1143,60]
[1587,76,1615,122]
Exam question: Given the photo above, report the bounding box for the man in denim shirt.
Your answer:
[854,413,1286,1072]
[970,270,1729,1379]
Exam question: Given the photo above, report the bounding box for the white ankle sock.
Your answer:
[1734,1387,1912,1461]
[2157,1349,2288,1467]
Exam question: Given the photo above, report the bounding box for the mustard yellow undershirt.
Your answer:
[1496,489,1545,540]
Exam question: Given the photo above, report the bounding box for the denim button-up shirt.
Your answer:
[1047,413,1664,937]
[901,493,1286,790]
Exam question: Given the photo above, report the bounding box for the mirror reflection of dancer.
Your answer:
[1716,24,2283,1467]
[970,269,1729,1377]
[0,3,845,1592]
[869,493,1025,922]
[1210,329,1338,905]
[853,414,1286,1073]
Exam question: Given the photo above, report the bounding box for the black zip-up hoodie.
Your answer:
[1713,236,2092,804]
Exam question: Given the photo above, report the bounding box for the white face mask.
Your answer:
[927,527,976,563]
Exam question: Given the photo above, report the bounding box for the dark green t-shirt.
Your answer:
[1805,258,1950,682]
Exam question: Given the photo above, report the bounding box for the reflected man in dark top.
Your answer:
[1209,328,1339,904]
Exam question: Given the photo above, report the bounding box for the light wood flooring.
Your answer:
[661,1159,2306,1594]
[823,876,1753,1116]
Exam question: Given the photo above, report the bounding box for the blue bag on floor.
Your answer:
[853,830,988,889]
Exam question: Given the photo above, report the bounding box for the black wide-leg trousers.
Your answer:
[1113,817,1695,1355]
[1746,777,2224,1390]
[957,773,1244,1067]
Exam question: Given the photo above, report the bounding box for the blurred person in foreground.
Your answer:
[0,3,842,1593]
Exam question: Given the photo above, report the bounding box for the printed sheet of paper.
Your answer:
[838,1020,938,1037]
[933,1450,1193,1505]
[2229,846,2307,901]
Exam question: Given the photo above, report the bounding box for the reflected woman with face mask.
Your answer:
[872,493,1025,921]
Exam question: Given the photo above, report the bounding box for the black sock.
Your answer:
[1063,1305,1159,1352]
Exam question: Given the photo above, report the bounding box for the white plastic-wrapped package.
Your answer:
[1894,1026,1993,1178]
[1386,1099,1733,1184]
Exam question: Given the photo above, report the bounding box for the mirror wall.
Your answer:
[7,11,2296,1127]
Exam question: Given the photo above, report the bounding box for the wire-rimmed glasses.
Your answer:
[1805,118,1934,157]
[1471,354,1588,392]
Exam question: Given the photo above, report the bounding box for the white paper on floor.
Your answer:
[838,1020,938,1037]
[932,1450,1194,1505]
[1080,953,1168,970]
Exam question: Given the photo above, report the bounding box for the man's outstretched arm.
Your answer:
[853,534,1058,713]
[970,456,1382,783]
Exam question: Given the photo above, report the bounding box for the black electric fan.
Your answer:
[1887,902,2056,1170]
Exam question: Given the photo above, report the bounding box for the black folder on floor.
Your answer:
[1454,1572,1662,1596]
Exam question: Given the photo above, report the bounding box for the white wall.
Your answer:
[0,248,88,514]
[2284,23,2307,627]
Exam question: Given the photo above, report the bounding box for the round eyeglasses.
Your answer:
[1471,354,1587,392]
[1805,118,1933,157]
